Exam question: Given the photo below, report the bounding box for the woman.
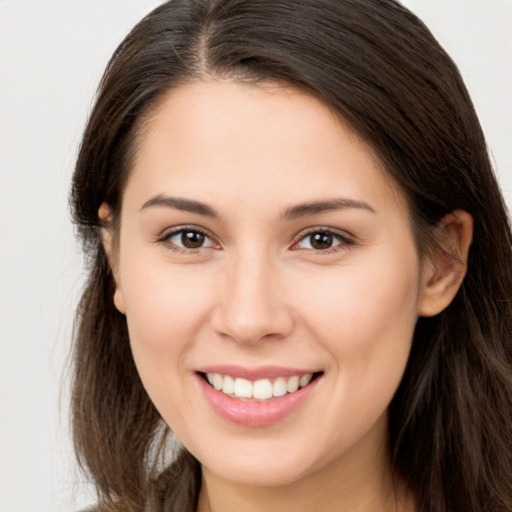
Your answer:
[70,1,512,511]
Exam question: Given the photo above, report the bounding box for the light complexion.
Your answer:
[101,80,472,512]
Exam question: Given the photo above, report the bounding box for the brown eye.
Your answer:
[309,232,334,250]
[181,230,205,248]
[162,228,216,251]
[295,229,352,252]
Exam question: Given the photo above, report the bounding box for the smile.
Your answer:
[205,372,314,401]
[196,368,323,427]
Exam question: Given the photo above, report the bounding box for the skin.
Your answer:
[101,80,472,512]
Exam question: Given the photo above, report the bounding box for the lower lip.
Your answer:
[196,374,321,427]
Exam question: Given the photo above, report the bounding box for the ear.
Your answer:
[418,210,473,317]
[98,203,126,314]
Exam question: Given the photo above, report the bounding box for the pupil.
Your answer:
[311,232,333,250]
[182,231,205,249]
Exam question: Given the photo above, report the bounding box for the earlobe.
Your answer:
[418,210,473,317]
[113,287,126,315]
[98,203,126,314]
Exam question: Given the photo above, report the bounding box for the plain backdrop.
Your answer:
[0,1,510,511]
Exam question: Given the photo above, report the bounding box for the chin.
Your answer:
[189,433,325,488]
[205,457,313,488]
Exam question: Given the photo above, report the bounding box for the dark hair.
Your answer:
[70,1,512,511]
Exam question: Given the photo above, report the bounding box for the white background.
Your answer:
[0,1,510,511]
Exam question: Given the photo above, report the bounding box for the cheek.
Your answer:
[120,262,220,434]
[119,258,214,396]
[122,256,209,337]
[290,253,420,454]
[295,249,421,373]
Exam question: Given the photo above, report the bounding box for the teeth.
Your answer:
[223,375,235,394]
[299,374,312,387]
[205,372,315,401]
[272,377,287,397]
[212,373,223,390]
[234,378,252,398]
[286,376,300,393]
[253,379,273,400]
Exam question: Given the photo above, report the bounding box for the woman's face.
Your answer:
[109,80,430,488]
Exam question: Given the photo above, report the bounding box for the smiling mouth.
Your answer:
[200,371,323,401]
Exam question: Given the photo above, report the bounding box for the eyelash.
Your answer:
[155,226,218,254]
[155,226,354,254]
[291,228,354,254]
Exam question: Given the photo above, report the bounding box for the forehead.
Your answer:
[125,79,405,216]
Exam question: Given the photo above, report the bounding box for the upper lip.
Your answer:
[196,364,321,380]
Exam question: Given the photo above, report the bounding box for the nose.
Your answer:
[210,249,294,345]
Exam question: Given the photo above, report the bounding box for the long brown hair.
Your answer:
[70,1,512,510]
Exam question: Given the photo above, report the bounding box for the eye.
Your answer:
[293,229,352,251]
[160,228,217,251]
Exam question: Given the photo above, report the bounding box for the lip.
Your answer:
[196,364,320,380]
[195,370,322,427]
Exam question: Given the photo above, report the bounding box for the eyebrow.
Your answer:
[282,198,376,220]
[140,195,375,220]
[140,195,219,218]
